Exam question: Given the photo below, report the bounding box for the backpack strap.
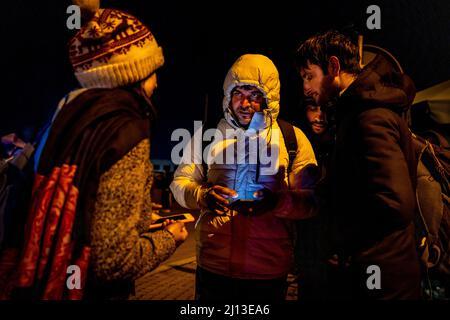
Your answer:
[422,130,450,149]
[278,119,298,176]
[201,120,219,183]
[413,131,450,194]
[425,140,450,194]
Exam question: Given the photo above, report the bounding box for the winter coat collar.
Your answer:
[336,54,416,119]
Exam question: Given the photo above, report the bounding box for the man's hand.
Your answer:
[201,185,237,215]
[1,133,26,157]
[1,133,26,148]
[252,188,278,215]
[165,221,188,247]
[151,202,163,211]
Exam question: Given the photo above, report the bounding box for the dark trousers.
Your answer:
[195,266,288,301]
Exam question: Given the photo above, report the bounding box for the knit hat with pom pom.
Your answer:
[69,0,164,88]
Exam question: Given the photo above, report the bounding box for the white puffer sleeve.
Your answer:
[289,126,318,189]
[170,135,206,209]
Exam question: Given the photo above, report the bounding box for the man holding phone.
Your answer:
[170,54,317,301]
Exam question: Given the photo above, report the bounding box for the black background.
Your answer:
[1,0,449,159]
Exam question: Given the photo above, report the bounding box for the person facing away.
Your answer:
[295,30,421,299]
[170,54,317,301]
[0,1,187,300]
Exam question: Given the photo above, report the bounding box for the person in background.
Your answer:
[294,97,336,300]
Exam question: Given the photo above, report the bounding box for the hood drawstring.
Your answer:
[224,107,243,129]
[224,106,275,184]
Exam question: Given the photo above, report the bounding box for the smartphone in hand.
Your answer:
[149,213,195,230]
[227,199,256,214]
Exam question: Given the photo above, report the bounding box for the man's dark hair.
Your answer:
[231,84,262,93]
[295,30,361,75]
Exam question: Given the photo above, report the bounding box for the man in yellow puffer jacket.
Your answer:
[170,54,317,301]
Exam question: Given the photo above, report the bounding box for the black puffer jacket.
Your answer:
[326,55,421,299]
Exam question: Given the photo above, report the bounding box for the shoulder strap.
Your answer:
[278,119,298,175]
[201,120,218,182]
[422,130,450,149]
[413,131,450,194]
[424,141,450,194]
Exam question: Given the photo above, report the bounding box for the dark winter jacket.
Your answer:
[326,55,421,299]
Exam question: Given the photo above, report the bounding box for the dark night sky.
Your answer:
[1,0,449,159]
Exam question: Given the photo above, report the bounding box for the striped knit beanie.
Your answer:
[69,1,164,88]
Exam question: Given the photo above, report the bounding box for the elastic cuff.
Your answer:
[197,185,213,209]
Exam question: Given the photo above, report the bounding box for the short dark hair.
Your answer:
[231,85,261,93]
[302,96,317,108]
[295,30,361,75]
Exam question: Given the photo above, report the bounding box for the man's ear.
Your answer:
[327,56,340,76]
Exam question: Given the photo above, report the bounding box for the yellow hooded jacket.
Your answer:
[170,54,317,279]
